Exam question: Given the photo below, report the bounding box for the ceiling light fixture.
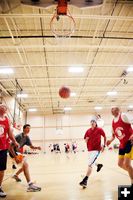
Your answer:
[0,68,14,74]
[64,107,72,111]
[28,108,37,112]
[126,67,133,72]
[128,105,133,109]
[17,94,28,98]
[94,106,102,110]
[70,92,76,97]
[107,91,117,96]
[68,67,84,73]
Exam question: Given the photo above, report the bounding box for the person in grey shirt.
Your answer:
[9,124,41,192]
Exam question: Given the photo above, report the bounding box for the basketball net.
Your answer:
[96,114,105,128]
[50,0,76,41]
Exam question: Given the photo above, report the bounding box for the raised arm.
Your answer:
[30,145,41,150]
[26,136,41,150]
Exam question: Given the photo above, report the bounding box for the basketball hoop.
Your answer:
[50,0,76,38]
[95,114,105,128]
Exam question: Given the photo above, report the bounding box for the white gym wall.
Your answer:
[26,111,114,153]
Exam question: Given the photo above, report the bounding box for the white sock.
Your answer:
[28,181,32,185]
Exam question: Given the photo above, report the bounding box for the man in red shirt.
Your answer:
[107,106,133,189]
[0,104,18,198]
[79,118,106,188]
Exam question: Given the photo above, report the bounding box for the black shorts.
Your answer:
[119,140,132,155]
[0,149,7,171]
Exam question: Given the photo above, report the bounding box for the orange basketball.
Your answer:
[59,86,70,99]
[15,154,24,163]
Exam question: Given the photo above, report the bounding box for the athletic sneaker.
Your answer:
[0,187,7,198]
[12,164,17,169]
[79,179,87,187]
[27,183,41,192]
[12,174,21,182]
[97,164,103,172]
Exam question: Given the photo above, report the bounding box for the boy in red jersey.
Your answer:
[79,118,106,188]
[107,106,133,189]
[0,104,18,198]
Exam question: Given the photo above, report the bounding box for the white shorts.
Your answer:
[88,151,100,166]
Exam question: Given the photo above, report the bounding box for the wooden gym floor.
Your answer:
[3,150,131,200]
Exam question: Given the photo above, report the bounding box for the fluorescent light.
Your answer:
[64,107,72,111]
[128,105,133,109]
[126,67,133,72]
[107,91,117,96]
[28,108,37,112]
[94,106,102,110]
[17,94,28,98]
[70,92,76,97]
[0,68,14,74]
[68,67,84,73]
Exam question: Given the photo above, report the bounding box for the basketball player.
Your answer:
[9,124,42,192]
[79,118,106,188]
[64,143,70,153]
[0,104,19,198]
[72,141,77,153]
[107,106,133,189]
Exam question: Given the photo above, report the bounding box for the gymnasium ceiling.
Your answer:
[0,0,133,115]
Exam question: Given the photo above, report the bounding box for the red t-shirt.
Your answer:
[0,116,10,150]
[84,127,105,151]
[112,114,132,149]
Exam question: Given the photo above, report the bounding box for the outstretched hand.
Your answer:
[106,140,111,146]
[37,146,41,150]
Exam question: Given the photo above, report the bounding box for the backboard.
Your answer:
[21,0,104,9]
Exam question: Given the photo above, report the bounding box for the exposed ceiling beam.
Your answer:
[0,44,133,50]
[0,64,130,68]
[0,14,133,21]
[0,35,132,40]
[0,77,133,81]
[5,85,133,91]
